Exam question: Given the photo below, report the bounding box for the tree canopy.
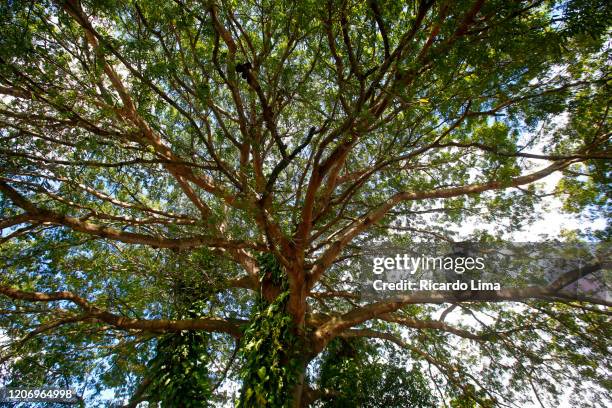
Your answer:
[0,0,610,406]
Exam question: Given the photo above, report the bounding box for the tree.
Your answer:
[0,0,610,406]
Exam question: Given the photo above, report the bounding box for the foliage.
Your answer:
[0,0,610,406]
[318,337,436,408]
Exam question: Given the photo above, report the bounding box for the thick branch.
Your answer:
[0,285,244,337]
[313,262,606,349]
[309,158,576,287]
[0,181,253,250]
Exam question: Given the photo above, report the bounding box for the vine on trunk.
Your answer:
[146,326,212,407]
[145,250,220,406]
[237,253,302,407]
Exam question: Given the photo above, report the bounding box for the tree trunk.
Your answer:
[238,271,313,408]
[291,361,307,408]
[238,329,312,407]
